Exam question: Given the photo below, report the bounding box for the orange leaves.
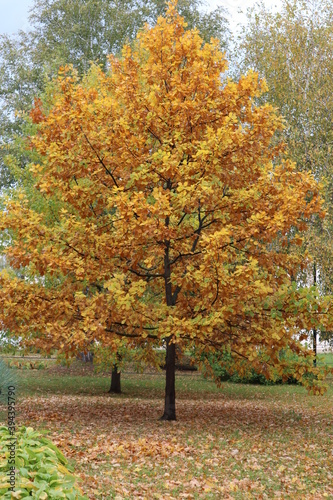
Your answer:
[30,97,45,124]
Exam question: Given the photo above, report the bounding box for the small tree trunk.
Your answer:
[109,364,121,393]
[160,338,176,420]
[313,327,317,367]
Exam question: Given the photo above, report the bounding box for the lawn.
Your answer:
[318,352,333,369]
[0,361,333,499]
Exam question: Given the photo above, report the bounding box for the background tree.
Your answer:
[240,0,333,353]
[0,2,331,422]
[30,0,229,74]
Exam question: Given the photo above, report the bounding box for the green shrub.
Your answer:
[0,426,87,498]
[200,349,300,385]
[3,359,46,371]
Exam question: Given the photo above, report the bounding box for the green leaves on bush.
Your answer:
[201,349,301,386]
[0,426,87,498]
[5,360,46,370]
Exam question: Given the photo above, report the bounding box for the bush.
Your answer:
[200,349,300,385]
[3,359,47,370]
[0,426,87,498]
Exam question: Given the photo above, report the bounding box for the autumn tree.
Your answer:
[0,2,331,420]
[240,0,333,355]
[0,0,229,384]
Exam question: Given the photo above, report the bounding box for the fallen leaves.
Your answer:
[1,370,333,499]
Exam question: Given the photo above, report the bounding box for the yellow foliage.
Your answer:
[0,1,331,403]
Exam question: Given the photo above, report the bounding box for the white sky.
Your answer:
[0,0,282,35]
[206,0,281,30]
[0,0,31,34]
[207,0,280,12]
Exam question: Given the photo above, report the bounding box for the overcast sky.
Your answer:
[0,0,282,35]
[0,0,31,34]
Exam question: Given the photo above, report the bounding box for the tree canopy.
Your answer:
[0,0,229,188]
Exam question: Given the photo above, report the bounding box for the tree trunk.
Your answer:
[313,327,317,367]
[78,351,94,362]
[313,262,317,367]
[160,338,176,420]
[109,364,121,393]
[160,214,177,421]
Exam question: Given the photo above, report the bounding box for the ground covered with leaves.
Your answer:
[0,363,332,499]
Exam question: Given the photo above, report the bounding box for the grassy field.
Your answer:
[317,352,333,368]
[0,361,333,499]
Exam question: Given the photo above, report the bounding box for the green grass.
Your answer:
[1,362,333,499]
[318,351,333,367]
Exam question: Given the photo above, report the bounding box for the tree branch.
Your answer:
[80,126,119,188]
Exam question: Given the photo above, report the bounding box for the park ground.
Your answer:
[0,357,333,499]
